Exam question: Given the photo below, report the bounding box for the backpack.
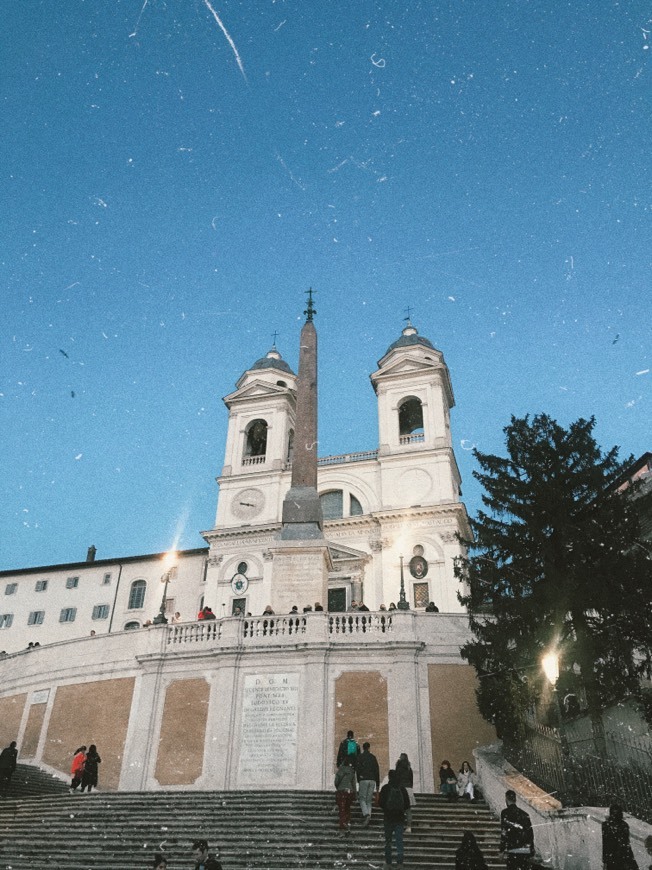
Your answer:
[385,785,404,814]
[346,738,357,755]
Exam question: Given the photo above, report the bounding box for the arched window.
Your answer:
[398,396,424,442]
[320,490,365,520]
[244,419,268,463]
[286,428,294,464]
[128,579,147,610]
[321,490,343,519]
[124,621,140,631]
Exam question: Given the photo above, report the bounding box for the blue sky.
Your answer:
[1,0,650,571]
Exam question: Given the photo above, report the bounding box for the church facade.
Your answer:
[0,315,496,793]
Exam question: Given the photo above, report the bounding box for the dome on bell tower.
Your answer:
[384,320,435,356]
[249,346,295,376]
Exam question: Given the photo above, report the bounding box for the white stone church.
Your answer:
[0,315,495,794]
[1,319,469,648]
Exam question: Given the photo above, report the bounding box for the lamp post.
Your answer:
[397,556,410,610]
[542,650,577,805]
[153,552,177,625]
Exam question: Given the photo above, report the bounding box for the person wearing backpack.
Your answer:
[379,768,410,867]
[334,755,357,832]
[336,730,361,768]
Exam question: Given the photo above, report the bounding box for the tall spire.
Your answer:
[279,290,323,539]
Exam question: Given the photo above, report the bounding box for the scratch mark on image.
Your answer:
[370,53,386,68]
[275,151,306,190]
[202,0,248,83]
[129,0,149,38]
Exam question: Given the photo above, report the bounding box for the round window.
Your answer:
[237,561,248,575]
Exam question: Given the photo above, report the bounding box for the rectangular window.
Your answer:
[28,611,45,626]
[102,573,112,585]
[92,604,109,620]
[164,597,175,615]
[59,607,77,623]
[0,613,14,629]
[231,597,246,615]
[5,583,17,595]
[35,579,48,592]
[66,576,79,589]
[413,582,429,609]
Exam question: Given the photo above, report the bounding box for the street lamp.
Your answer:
[153,551,178,625]
[397,555,410,610]
[542,649,577,805]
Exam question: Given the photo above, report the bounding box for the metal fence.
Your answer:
[504,717,652,823]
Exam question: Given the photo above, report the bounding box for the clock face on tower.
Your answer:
[232,487,265,520]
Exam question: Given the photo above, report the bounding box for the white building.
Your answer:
[0,320,469,653]
[0,316,496,793]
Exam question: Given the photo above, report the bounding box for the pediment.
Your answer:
[224,380,293,404]
[327,541,370,563]
[372,354,442,381]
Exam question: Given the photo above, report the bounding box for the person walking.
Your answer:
[69,745,86,793]
[80,744,101,793]
[336,729,361,768]
[455,830,489,870]
[602,803,639,870]
[395,753,416,832]
[499,790,534,870]
[334,755,357,833]
[0,741,18,792]
[192,838,222,870]
[379,769,410,867]
[356,741,380,827]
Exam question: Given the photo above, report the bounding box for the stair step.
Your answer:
[0,766,515,869]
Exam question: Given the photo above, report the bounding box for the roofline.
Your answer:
[0,546,209,578]
[614,451,652,489]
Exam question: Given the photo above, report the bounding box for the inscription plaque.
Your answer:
[238,673,299,786]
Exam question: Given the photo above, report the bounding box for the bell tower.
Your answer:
[370,320,462,507]
[215,345,296,529]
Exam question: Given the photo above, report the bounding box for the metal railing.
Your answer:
[504,718,652,822]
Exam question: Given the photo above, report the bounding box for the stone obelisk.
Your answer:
[270,290,331,612]
[280,289,323,539]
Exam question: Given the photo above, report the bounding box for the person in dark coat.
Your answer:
[192,839,222,870]
[152,855,167,870]
[602,803,639,870]
[379,768,410,867]
[455,831,489,870]
[80,744,101,793]
[0,741,18,791]
[395,752,415,831]
[500,790,534,870]
[439,759,458,800]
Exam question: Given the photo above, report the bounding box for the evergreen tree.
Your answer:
[457,414,651,742]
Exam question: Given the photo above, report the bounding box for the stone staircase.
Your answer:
[0,785,505,869]
[0,762,69,799]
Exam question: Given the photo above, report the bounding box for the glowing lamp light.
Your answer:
[542,651,560,686]
[162,549,178,571]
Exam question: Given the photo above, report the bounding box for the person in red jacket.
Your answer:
[69,745,86,793]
